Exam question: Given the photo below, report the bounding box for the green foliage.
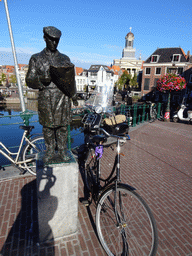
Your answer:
[116,71,138,90]
[9,74,17,85]
[116,70,131,90]
[130,73,138,88]
[0,73,6,85]
[132,95,141,101]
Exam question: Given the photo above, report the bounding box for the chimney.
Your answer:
[186,50,190,61]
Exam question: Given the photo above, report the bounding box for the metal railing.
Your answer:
[0,103,162,167]
[118,102,162,127]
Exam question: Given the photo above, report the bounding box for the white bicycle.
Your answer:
[0,123,45,176]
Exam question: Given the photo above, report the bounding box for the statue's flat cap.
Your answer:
[43,26,62,38]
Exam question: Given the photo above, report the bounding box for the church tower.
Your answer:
[122,27,136,59]
[113,28,143,77]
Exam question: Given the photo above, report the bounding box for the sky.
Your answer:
[0,0,192,69]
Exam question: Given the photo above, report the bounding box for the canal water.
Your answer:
[0,106,84,167]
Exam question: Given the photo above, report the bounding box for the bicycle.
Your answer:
[0,120,45,176]
[80,111,158,255]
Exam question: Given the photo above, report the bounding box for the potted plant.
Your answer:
[157,73,186,121]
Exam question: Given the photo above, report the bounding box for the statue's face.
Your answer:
[44,34,60,52]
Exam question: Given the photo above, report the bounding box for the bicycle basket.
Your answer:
[103,115,129,135]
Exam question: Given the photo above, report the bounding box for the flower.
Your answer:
[157,73,186,93]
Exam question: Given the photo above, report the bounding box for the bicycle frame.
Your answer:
[0,130,38,168]
[87,132,130,198]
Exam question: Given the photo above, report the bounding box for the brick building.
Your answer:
[141,48,192,96]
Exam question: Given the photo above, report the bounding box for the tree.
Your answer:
[116,70,131,90]
[130,73,138,88]
[157,73,186,121]
[0,73,6,86]
[9,74,17,86]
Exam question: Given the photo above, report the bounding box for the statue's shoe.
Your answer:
[58,151,71,163]
[43,152,57,164]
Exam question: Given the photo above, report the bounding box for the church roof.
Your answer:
[126,31,134,37]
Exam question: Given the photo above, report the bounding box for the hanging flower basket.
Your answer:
[157,73,186,121]
[157,73,186,93]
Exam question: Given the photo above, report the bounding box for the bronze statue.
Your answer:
[26,26,77,164]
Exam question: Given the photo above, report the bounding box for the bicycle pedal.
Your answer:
[79,198,90,206]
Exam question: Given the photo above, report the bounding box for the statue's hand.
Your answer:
[39,70,51,86]
[39,76,52,86]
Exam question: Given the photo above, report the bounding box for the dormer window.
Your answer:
[151,55,159,63]
[172,54,181,62]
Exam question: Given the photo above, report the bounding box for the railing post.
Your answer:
[142,103,146,123]
[157,102,161,119]
[146,112,149,121]
[137,114,141,125]
[120,103,126,115]
[127,105,131,126]
[133,104,137,127]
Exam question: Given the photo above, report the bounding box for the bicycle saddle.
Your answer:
[19,125,34,132]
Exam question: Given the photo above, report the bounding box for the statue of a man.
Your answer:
[26,26,77,164]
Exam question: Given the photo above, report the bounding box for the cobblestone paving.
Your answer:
[0,120,192,255]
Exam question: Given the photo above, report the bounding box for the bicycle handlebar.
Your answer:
[99,128,130,141]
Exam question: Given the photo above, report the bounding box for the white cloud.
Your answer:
[0,47,35,54]
[65,51,115,66]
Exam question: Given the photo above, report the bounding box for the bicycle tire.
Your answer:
[22,136,45,176]
[84,148,97,193]
[96,183,158,256]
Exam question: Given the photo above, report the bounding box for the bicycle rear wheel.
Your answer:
[22,136,45,176]
[96,184,158,256]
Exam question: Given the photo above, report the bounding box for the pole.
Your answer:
[3,0,26,112]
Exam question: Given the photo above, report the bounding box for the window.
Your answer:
[144,78,150,90]
[145,68,151,75]
[178,68,183,75]
[155,68,161,75]
[90,72,97,76]
[154,78,159,87]
[167,67,177,74]
[151,55,159,63]
[172,54,181,62]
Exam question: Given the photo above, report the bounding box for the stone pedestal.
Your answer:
[36,152,79,242]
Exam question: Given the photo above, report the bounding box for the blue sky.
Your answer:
[0,0,191,69]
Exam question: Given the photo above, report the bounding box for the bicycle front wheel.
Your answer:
[96,184,158,256]
[22,136,45,176]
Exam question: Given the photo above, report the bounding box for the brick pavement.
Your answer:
[0,120,192,256]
